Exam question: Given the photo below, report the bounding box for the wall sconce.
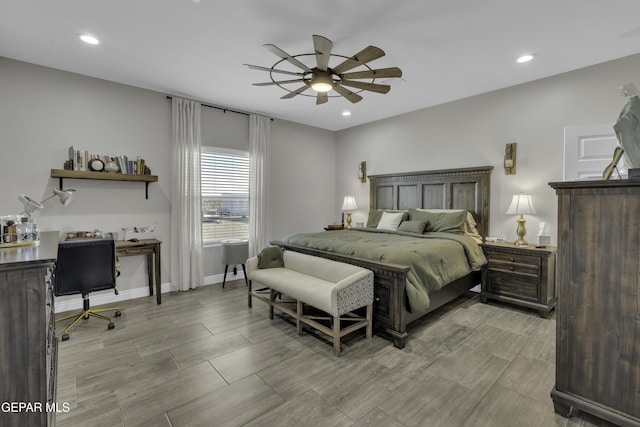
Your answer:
[358,161,367,183]
[504,143,517,175]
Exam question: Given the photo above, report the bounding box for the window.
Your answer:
[201,146,249,243]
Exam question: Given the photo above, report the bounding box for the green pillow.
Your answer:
[257,247,284,269]
[398,220,428,234]
[366,209,409,228]
[409,209,467,234]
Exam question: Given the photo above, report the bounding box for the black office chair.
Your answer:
[55,238,122,341]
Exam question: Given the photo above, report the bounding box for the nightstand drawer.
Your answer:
[486,270,538,300]
[487,259,540,276]
[486,251,541,268]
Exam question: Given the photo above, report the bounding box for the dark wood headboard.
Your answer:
[369,166,493,237]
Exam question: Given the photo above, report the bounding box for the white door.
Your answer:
[563,124,627,180]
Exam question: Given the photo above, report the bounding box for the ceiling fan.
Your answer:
[245,35,403,105]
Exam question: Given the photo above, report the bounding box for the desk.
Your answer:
[116,239,162,304]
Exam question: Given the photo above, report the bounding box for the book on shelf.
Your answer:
[65,146,151,175]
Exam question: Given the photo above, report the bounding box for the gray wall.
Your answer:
[0,57,172,299]
[335,53,640,244]
[0,57,336,296]
[3,51,638,298]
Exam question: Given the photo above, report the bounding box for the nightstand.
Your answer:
[480,242,557,317]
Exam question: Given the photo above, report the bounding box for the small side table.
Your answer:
[480,241,557,318]
[220,239,248,288]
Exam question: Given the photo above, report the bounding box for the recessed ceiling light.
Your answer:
[342,111,351,117]
[516,54,535,63]
[79,34,100,45]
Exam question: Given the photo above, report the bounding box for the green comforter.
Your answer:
[281,228,487,316]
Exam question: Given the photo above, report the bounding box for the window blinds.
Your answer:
[201,147,249,242]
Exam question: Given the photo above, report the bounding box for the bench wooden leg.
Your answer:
[366,304,373,339]
[296,300,302,335]
[268,289,274,319]
[333,315,341,356]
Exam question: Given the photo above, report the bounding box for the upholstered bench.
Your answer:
[247,249,374,356]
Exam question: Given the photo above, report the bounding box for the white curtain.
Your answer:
[249,114,270,257]
[170,97,204,291]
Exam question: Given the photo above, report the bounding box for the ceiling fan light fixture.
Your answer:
[246,35,402,104]
[310,72,333,92]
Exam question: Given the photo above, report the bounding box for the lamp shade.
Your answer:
[506,193,536,215]
[53,188,75,206]
[341,195,358,211]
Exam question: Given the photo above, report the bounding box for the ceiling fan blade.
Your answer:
[316,92,328,105]
[341,67,403,80]
[313,35,332,71]
[332,46,385,74]
[281,84,311,99]
[253,79,305,86]
[264,44,311,72]
[245,64,304,77]
[332,84,363,103]
[340,79,390,94]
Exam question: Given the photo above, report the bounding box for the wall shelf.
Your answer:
[50,169,159,199]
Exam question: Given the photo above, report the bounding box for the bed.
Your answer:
[272,166,493,348]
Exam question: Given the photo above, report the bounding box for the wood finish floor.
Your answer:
[55,279,616,427]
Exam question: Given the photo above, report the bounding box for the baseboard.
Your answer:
[204,271,247,286]
[54,271,247,313]
[54,282,172,313]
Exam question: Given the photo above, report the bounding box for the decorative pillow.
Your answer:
[366,209,408,228]
[415,208,482,242]
[409,209,467,234]
[376,211,405,230]
[257,247,284,269]
[398,220,428,234]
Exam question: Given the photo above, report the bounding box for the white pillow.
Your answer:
[377,212,405,230]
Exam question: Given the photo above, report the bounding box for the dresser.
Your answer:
[549,180,640,426]
[480,242,556,317]
[0,231,59,427]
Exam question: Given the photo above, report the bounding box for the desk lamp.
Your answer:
[19,188,76,216]
[506,193,536,246]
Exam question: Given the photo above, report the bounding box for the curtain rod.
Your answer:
[165,95,272,120]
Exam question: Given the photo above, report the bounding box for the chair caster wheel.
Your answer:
[108,323,115,330]
[115,310,122,317]
[62,334,70,341]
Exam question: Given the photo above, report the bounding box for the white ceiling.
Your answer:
[2,0,640,131]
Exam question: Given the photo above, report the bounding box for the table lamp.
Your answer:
[506,193,536,246]
[341,195,358,229]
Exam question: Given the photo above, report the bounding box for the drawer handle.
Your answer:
[509,257,515,262]
[510,266,515,271]
[374,297,381,302]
